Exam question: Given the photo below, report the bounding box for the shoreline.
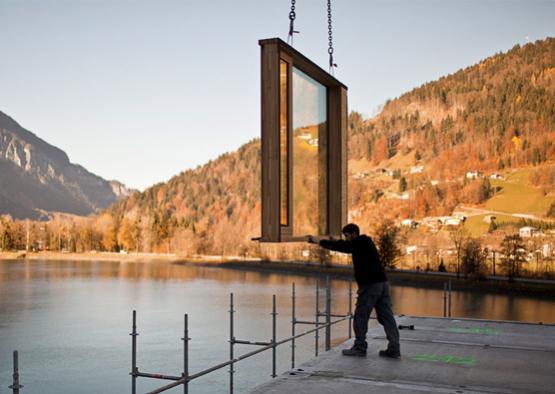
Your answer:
[183,260,555,298]
[0,251,184,263]
[2,251,554,298]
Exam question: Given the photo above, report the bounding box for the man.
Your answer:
[307,223,401,358]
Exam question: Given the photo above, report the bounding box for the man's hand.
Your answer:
[306,235,317,244]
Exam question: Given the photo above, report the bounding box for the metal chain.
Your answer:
[327,0,337,74]
[288,0,299,45]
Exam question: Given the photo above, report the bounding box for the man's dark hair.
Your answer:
[342,223,360,236]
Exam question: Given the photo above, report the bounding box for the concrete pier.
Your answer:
[251,316,555,393]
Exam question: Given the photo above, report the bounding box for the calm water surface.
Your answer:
[1,260,554,394]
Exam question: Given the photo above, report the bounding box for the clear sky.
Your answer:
[1,0,554,190]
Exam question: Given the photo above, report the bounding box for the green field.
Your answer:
[464,214,520,237]
[485,168,555,216]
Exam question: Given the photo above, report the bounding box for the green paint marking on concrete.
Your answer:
[448,327,500,335]
[412,354,476,366]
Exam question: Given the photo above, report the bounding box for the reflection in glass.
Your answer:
[292,67,327,236]
[280,60,289,227]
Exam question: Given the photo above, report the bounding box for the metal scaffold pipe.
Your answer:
[138,282,353,394]
[182,314,189,394]
[325,276,331,351]
[448,280,452,318]
[145,315,351,394]
[130,310,138,394]
[229,293,235,394]
[443,282,447,318]
[291,283,296,369]
[315,281,320,356]
[271,294,277,378]
[9,350,23,394]
[348,280,353,339]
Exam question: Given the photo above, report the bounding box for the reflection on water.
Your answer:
[0,260,554,394]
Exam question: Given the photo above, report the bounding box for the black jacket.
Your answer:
[319,235,387,287]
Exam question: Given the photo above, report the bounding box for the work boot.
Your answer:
[342,346,366,357]
[378,349,401,359]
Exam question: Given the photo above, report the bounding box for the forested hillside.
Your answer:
[2,38,554,258]
[348,38,555,228]
[349,37,555,172]
[103,141,261,255]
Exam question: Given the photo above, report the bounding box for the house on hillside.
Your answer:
[519,226,537,238]
[410,165,424,174]
[445,218,462,226]
[490,173,504,180]
[391,192,409,200]
[466,171,483,179]
[542,243,552,258]
[353,171,369,180]
[401,219,418,228]
[421,217,442,231]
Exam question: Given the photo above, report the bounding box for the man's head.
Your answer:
[342,223,360,241]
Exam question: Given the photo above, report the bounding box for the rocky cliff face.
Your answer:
[0,111,134,219]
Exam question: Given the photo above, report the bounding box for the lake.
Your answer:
[1,260,554,393]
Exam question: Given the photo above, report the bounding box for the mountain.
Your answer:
[349,38,555,175]
[346,37,555,226]
[0,111,134,219]
[104,38,555,255]
[105,141,261,255]
[19,37,554,255]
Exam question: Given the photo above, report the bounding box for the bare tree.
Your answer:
[500,234,527,280]
[449,226,469,278]
[461,238,486,280]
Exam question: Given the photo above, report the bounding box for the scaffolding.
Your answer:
[5,279,455,393]
[132,278,352,394]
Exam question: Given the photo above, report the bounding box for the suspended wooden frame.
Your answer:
[260,38,348,242]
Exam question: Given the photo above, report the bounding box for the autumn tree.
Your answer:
[488,217,498,233]
[375,220,402,269]
[10,221,26,250]
[78,224,94,252]
[130,220,142,252]
[547,202,555,218]
[399,177,407,192]
[0,216,13,250]
[118,219,134,252]
[103,221,119,252]
[373,136,389,164]
[314,244,331,265]
[461,238,486,280]
[500,234,527,280]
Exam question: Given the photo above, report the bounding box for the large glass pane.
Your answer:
[292,67,327,236]
[280,60,289,227]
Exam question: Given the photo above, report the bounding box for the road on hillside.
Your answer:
[456,206,554,222]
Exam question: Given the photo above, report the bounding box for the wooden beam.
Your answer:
[261,42,280,241]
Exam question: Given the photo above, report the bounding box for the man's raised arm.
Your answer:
[307,235,353,254]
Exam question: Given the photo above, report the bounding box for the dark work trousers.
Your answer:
[353,281,400,352]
